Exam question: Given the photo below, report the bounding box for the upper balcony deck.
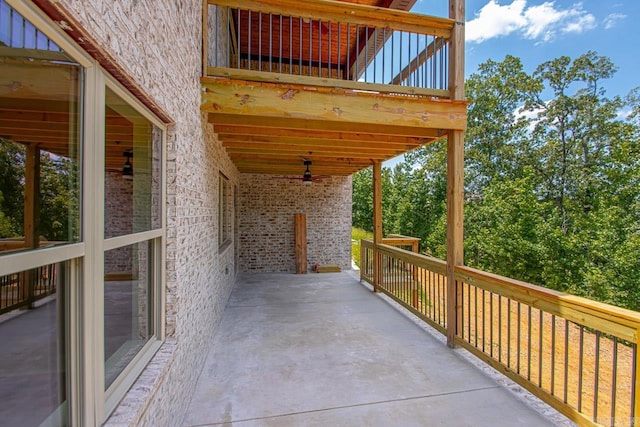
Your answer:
[201,0,467,177]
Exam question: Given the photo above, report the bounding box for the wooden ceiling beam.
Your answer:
[213,124,434,143]
[208,112,449,138]
[202,78,467,132]
[237,165,360,175]
[225,147,395,160]
[229,153,376,165]
[219,135,419,150]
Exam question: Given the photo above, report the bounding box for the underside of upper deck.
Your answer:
[201,0,467,177]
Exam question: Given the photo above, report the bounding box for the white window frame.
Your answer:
[1,1,167,424]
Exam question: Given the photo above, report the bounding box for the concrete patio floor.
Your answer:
[184,272,565,427]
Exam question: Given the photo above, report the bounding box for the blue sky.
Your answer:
[383,0,640,167]
[413,0,640,98]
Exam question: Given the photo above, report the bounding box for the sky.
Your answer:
[384,0,640,167]
[413,0,640,97]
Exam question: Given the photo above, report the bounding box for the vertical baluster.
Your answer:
[538,310,543,387]
[355,25,359,79]
[309,19,312,76]
[474,286,479,348]
[214,5,218,67]
[467,281,471,342]
[247,11,251,70]
[416,34,420,87]
[346,23,351,80]
[318,19,322,77]
[527,306,532,380]
[364,26,368,83]
[289,16,293,74]
[481,290,486,352]
[507,299,511,367]
[498,295,502,362]
[391,30,394,84]
[373,28,377,84]
[337,23,341,78]
[423,35,427,88]
[279,15,282,74]
[328,21,331,78]
[630,343,637,427]
[564,320,570,403]
[269,13,272,72]
[299,17,302,75]
[610,337,618,426]
[594,331,601,423]
[381,28,386,85]
[578,325,584,412]
[236,9,240,68]
[489,291,493,357]
[258,11,262,71]
[517,302,521,373]
[551,315,556,395]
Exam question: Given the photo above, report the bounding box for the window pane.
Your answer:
[0,261,70,426]
[0,0,82,256]
[104,240,154,389]
[105,88,161,239]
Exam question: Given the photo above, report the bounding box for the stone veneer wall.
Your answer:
[52,1,238,425]
[239,174,352,273]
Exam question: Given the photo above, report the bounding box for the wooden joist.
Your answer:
[202,77,467,132]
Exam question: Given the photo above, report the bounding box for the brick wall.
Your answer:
[54,1,239,425]
[240,174,352,273]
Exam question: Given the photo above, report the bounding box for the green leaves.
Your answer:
[352,52,640,312]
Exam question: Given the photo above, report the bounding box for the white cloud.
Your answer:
[467,0,597,44]
[616,107,632,121]
[603,13,626,30]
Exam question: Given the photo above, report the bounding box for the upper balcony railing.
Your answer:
[203,0,454,98]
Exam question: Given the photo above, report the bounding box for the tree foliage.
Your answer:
[352,52,640,311]
[0,138,79,242]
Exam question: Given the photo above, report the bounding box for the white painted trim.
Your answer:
[104,230,163,252]
[1,3,169,424]
[104,339,163,416]
[0,243,84,276]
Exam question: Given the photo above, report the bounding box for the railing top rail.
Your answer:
[376,242,447,275]
[205,69,451,99]
[455,265,640,342]
[207,0,455,38]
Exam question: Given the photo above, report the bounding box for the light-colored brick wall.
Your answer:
[239,174,352,273]
[54,1,238,425]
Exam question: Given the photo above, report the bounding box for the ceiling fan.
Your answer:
[274,159,331,184]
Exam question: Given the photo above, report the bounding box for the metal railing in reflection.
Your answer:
[0,263,58,314]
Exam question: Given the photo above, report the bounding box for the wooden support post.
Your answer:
[294,213,307,274]
[446,0,465,348]
[23,145,40,308]
[372,161,383,292]
[202,0,209,76]
[24,145,40,250]
[635,330,640,427]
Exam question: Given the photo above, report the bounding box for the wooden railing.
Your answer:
[360,239,640,427]
[204,0,454,98]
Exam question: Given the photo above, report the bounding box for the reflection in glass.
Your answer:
[0,0,82,256]
[0,261,70,426]
[104,241,154,389]
[104,88,161,239]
